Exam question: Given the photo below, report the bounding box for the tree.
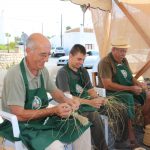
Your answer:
[80,5,88,27]
[14,36,21,43]
[66,26,71,30]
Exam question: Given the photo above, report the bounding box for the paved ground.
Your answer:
[107,125,150,150]
[134,126,150,150]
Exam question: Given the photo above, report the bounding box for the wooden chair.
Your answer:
[92,72,98,87]
[92,71,145,127]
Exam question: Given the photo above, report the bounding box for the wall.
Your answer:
[50,30,98,55]
[0,52,24,69]
[0,52,24,109]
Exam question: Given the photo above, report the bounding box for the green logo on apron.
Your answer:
[76,84,83,94]
[121,69,127,78]
[32,96,42,110]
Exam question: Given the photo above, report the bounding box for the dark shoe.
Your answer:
[114,140,130,149]
[130,140,140,149]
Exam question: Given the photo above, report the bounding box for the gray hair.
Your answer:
[26,37,37,51]
[26,33,50,51]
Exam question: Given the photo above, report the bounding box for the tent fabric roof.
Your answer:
[120,0,150,4]
[69,0,150,78]
[90,0,150,78]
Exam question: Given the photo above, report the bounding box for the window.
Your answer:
[85,44,94,50]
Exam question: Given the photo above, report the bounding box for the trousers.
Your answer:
[45,127,91,150]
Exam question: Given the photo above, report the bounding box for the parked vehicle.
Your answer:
[86,49,99,56]
[51,47,65,57]
[57,49,99,69]
[57,55,69,66]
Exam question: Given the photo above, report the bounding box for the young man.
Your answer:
[56,44,108,150]
[0,33,91,150]
[98,37,150,148]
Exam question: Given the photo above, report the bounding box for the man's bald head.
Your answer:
[26,33,51,51]
[25,33,51,71]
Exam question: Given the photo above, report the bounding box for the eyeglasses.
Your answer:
[39,52,51,59]
[115,48,127,53]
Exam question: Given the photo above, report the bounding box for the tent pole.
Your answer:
[114,0,150,79]
[134,61,150,79]
[114,0,150,47]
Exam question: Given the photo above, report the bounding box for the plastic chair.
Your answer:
[92,72,98,87]
[0,110,27,150]
[0,71,71,150]
[0,110,73,150]
[94,87,109,145]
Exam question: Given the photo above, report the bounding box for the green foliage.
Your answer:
[0,44,7,50]
[15,36,21,43]
[5,33,11,37]
[66,26,71,30]
[80,5,88,13]
[0,42,16,51]
[9,42,16,49]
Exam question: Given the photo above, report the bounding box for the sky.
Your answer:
[0,0,93,38]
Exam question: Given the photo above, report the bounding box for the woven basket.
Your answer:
[143,124,150,146]
[134,148,146,150]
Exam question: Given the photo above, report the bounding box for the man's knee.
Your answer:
[82,111,101,122]
[117,93,135,106]
[72,128,91,150]
[45,140,64,150]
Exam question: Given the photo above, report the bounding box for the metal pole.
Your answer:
[42,22,43,34]
[60,14,62,47]
[83,12,85,27]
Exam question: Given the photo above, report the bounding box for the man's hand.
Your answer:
[89,97,107,108]
[67,98,80,111]
[63,93,80,111]
[138,82,147,91]
[130,85,142,95]
[53,103,72,118]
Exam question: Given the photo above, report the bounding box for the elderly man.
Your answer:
[0,33,91,150]
[56,44,108,150]
[98,38,150,148]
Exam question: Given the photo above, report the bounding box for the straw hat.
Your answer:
[134,148,146,150]
[111,37,130,49]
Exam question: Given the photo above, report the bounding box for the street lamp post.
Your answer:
[41,22,43,34]
[60,14,63,47]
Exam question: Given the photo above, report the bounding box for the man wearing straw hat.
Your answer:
[98,37,150,149]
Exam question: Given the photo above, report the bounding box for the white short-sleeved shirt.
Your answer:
[2,59,57,112]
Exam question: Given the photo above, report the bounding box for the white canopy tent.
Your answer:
[68,0,150,79]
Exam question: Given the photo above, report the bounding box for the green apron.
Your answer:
[107,61,145,119]
[0,59,90,150]
[65,64,97,113]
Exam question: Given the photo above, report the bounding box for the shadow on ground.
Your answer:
[107,125,150,150]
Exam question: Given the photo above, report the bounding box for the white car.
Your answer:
[57,49,100,69]
[51,47,65,57]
